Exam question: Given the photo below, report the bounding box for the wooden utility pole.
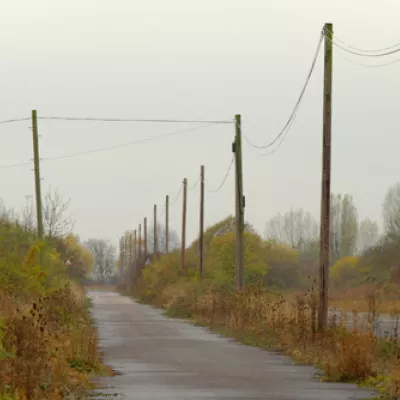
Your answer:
[138,224,142,266]
[119,237,125,282]
[144,217,148,261]
[234,114,245,290]
[165,195,169,254]
[181,178,188,271]
[199,165,205,279]
[31,110,44,239]
[129,233,133,279]
[318,23,333,332]
[154,205,158,258]
[133,230,137,279]
[124,235,129,283]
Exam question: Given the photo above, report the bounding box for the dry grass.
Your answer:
[0,282,111,400]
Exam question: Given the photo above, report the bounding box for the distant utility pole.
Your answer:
[154,205,158,258]
[144,217,148,261]
[129,233,133,278]
[165,195,169,254]
[133,229,137,279]
[199,166,205,279]
[234,114,245,291]
[138,224,142,265]
[181,178,188,271]
[318,23,333,332]
[31,110,44,239]
[119,237,125,282]
[124,235,129,284]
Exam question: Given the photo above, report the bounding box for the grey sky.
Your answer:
[1,0,399,246]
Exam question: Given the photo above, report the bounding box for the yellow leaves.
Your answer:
[22,243,40,268]
[331,256,362,286]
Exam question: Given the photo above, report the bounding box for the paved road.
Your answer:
[89,291,376,400]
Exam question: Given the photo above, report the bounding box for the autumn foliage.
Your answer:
[0,211,105,399]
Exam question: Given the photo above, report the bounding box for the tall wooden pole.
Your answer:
[133,230,137,279]
[138,224,142,266]
[181,178,188,271]
[234,114,245,290]
[199,166,205,279]
[154,205,158,258]
[144,217,148,261]
[318,23,333,332]
[165,195,169,254]
[31,110,44,239]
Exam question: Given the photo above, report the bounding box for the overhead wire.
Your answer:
[188,175,201,190]
[332,44,400,68]
[40,123,218,163]
[207,156,235,194]
[243,30,324,152]
[38,116,233,124]
[0,160,32,170]
[0,117,30,125]
[324,28,400,57]
[169,183,183,207]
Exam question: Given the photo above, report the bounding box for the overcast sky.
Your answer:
[1,0,399,247]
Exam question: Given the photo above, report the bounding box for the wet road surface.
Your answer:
[89,291,376,400]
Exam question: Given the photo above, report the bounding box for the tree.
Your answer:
[383,182,400,238]
[264,208,319,250]
[86,239,116,283]
[43,187,75,239]
[357,218,379,254]
[330,193,359,263]
[340,194,359,258]
[147,223,180,254]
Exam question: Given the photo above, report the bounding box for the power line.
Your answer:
[40,123,218,163]
[333,45,400,68]
[0,160,32,170]
[207,156,234,194]
[244,31,323,151]
[170,184,183,206]
[38,116,233,124]
[0,117,30,125]
[325,35,400,58]
[188,175,201,190]
[325,29,400,55]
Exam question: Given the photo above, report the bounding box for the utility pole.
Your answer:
[138,224,142,267]
[31,110,44,239]
[181,178,188,271]
[165,195,169,254]
[318,23,333,332]
[129,233,133,280]
[154,205,158,258]
[124,235,129,284]
[234,114,245,290]
[119,237,125,283]
[133,229,137,280]
[199,166,205,279]
[144,217,148,261]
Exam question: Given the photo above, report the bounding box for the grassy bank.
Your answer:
[0,217,111,399]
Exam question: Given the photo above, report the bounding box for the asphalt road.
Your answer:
[89,291,377,400]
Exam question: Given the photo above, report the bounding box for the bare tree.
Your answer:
[21,195,34,231]
[264,208,318,250]
[357,218,379,254]
[43,187,75,238]
[147,223,180,254]
[86,239,116,283]
[383,182,400,238]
